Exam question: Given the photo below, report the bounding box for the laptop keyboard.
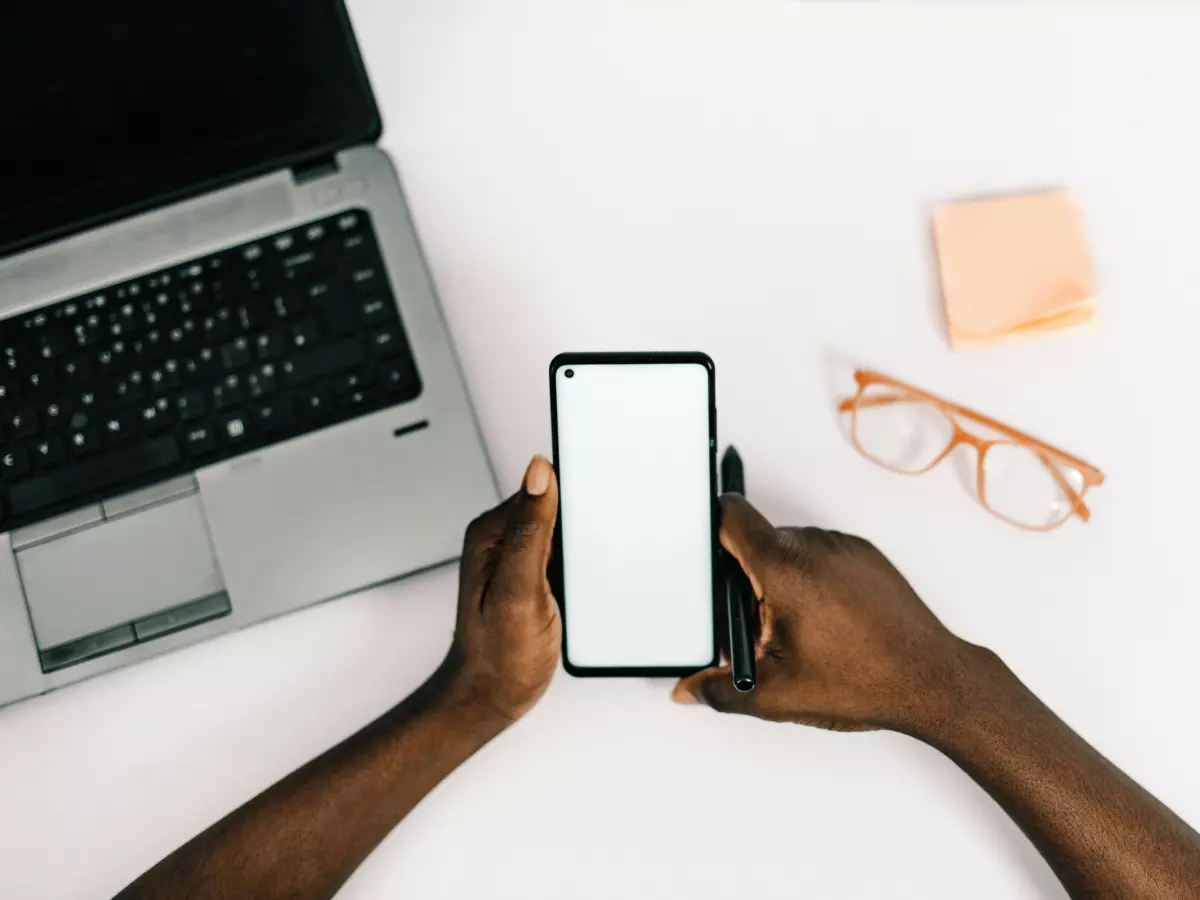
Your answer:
[0,209,422,532]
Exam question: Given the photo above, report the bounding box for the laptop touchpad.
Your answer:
[18,495,226,650]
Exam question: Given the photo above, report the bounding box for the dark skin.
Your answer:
[675,495,1200,899]
[118,468,1200,900]
[116,456,562,900]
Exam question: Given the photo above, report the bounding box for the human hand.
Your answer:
[673,495,980,736]
[440,455,561,725]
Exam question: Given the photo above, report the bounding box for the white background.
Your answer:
[3,2,1200,898]
[556,362,714,669]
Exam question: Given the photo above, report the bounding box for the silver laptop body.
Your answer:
[0,146,498,708]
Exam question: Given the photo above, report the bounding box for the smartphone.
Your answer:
[549,352,719,677]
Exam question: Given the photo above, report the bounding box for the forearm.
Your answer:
[921,646,1200,899]
[116,663,507,900]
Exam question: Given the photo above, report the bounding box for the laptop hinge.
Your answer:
[291,155,340,185]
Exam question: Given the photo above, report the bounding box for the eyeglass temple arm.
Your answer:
[838,394,920,413]
[1042,453,1091,522]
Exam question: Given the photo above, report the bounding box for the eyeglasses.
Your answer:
[839,369,1105,531]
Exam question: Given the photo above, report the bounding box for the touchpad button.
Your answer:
[17,495,226,650]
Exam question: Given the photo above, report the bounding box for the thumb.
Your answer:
[490,456,559,599]
[719,494,779,601]
[672,666,755,715]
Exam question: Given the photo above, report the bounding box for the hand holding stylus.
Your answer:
[673,494,967,733]
[672,495,1200,899]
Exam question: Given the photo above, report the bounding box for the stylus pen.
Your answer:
[720,446,757,693]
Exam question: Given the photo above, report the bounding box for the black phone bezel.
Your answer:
[548,351,720,678]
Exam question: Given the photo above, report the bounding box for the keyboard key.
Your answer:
[72,324,102,348]
[256,398,295,433]
[185,347,218,382]
[255,330,285,360]
[184,424,216,457]
[340,389,377,411]
[68,427,100,457]
[8,436,180,516]
[369,327,405,358]
[9,408,38,439]
[360,296,391,326]
[237,301,271,331]
[103,411,134,444]
[138,401,172,433]
[290,318,322,349]
[282,339,365,386]
[43,402,66,428]
[271,291,304,320]
[349,264,382,292]
[149,360,182,392]
[212,374,244,409]
[108,318,137,340]
[245,265,278,293]
[62,356,92,382]
[32,437,65,467]
[379,360,422,400]
[221,336,252,370]
[96,341,130,373]
[281,249,320,274]
[246,365,278,399]
[341,232,369,254]
[1,446,31,480]
[299,386,332,420]
[315,299,358,337]
[203,308,233,341]
[27,369,57,396]
[305,278,337,302]
[177,390,206,421]
[115,371,146,404]
[36,330,68,360]
[219,413,251,446]
[336,371,374,394]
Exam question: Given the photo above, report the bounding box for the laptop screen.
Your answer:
[0,1,380,258]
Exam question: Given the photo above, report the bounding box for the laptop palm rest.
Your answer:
[16,494,227,669]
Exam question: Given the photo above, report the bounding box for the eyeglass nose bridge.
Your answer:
[949,429,990,452]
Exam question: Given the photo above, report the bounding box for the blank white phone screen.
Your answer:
[556,362,715,669]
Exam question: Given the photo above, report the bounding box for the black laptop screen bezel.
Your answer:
[0,0,381,259]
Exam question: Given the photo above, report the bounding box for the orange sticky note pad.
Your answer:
[932,190,1096,348]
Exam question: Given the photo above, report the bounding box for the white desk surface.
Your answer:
[4,2,1200,898]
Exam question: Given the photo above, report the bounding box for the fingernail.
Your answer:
[524,455,552,497]
[671,683,698,705]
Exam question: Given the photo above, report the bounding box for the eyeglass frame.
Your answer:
[838,369,1106,531]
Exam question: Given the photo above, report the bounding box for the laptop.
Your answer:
[0,1,498,707]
